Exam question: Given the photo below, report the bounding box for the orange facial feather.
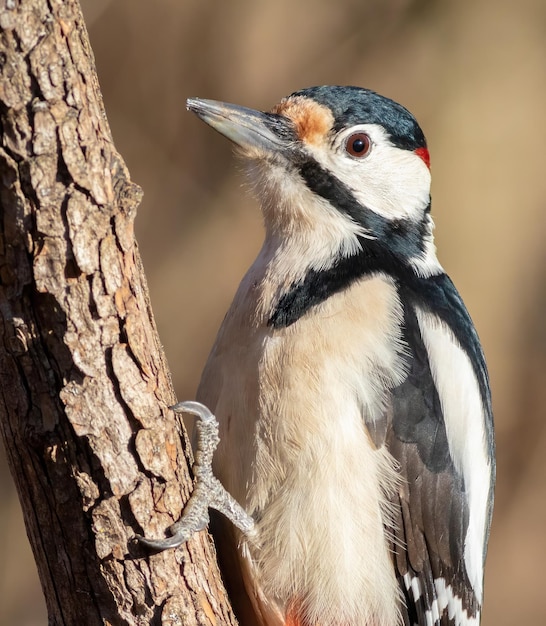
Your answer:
[272,96,334,146]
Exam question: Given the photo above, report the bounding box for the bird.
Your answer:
[148,86,495,626]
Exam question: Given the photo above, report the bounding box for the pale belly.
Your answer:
[197,274,407,626]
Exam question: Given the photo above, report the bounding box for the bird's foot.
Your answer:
[136,401,255,550]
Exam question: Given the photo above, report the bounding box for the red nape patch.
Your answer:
[415,147,430,169]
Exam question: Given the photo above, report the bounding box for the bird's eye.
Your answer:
[345,133,371,158]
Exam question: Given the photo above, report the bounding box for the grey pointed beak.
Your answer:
[186,98,295,154]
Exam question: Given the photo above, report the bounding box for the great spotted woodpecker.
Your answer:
[140,86,495,626]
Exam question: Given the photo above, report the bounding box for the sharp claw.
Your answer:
[135,532,191,551]
[137,401,255,552]
[170,400,216,422]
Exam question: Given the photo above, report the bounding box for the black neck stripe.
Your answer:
[268,254,492,431]
[294,156,429,261]
[268,239,400,328]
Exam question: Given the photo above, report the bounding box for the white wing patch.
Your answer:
[404,573,480,626]
[414,309,491,604]
[434,578,480,625]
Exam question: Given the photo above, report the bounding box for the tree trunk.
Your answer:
[0,1,236,624]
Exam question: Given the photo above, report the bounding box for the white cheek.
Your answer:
[307,127,431,222]
[350,144,431,221]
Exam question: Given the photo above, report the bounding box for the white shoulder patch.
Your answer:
[414,309,491,604]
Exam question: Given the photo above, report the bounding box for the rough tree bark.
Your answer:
[0,1,237,624]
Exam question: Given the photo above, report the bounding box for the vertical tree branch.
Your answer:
[0,1,236,624]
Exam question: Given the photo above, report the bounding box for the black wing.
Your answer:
[369,274,495,626]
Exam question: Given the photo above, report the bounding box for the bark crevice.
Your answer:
[0,2,237,624]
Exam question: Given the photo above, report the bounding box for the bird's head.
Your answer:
[187,86,441,277]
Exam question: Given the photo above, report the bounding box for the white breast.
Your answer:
[198,265,407,626]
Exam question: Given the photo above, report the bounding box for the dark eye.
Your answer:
[345,132,371,158]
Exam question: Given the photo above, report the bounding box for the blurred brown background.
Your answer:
[1,0,545,624]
